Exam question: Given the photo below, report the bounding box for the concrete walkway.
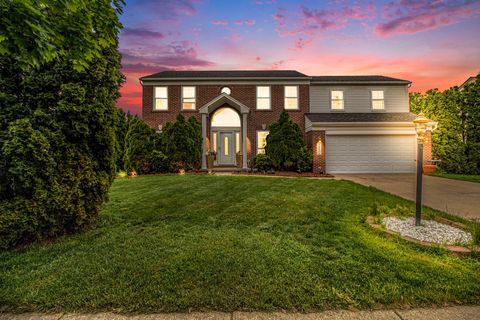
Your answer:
[1,306,480,320]
[337,174,480,219]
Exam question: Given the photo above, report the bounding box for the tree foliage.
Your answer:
[410,75,480,174]
[0,1,123,249]
[265,111,312,171]
[0,0,124,71]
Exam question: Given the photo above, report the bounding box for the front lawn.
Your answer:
[1,175,479,312]
[430,171,480,183]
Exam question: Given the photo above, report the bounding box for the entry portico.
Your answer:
[199,93,249,170]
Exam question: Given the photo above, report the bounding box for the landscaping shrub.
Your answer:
[265,111,312,171]
[296,146,313,172]
[253,154,273,171]
[148,150,170,173]
[160,114,202,169]
[0,1,123,249]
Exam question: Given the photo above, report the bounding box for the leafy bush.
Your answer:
[265,111,312,172]
[0,2,123,249]
[297,146,313,172]
[148,150,170,173]
[253,154,273,171]
[160,114,202,169]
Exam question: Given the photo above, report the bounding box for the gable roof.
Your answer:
[311,75,410,84]
[141,70,309,80]
[306,113,417,123]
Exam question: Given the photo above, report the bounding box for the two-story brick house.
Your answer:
[140,70,431,173]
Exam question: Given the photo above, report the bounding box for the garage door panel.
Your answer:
[326,135,416,174]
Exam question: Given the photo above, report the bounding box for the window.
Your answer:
[257,131,269,154]
[284,86,298,109]
[154,87,168,110]
[331,90,344,110]
[221,87,231,95]
[212,132,217,152]
[182,86,196,110]
[371,90,385,110]
[236,132,240,153]
[256,86,270,110]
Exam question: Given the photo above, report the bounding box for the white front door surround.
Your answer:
[199,93,250,170]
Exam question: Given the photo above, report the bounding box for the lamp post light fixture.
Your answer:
[413,113,430,226]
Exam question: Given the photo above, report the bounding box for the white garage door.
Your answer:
[326,135,416,173]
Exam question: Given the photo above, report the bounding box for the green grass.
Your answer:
[430,172,480,183]
[1,175,479,313]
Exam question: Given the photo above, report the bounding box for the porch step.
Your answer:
[211,167,242,172]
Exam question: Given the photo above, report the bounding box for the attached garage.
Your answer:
[326,134,416,174]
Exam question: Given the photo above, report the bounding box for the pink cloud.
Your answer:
[376,0,480,36]
[235,19,256,25]
[212,19,228,25]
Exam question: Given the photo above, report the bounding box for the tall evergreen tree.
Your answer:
[0,1,124,248]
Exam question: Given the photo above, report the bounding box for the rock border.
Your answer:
[366,216,478,257]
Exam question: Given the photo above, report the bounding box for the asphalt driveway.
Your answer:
[337,174,480,219]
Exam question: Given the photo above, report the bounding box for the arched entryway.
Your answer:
[199,93,250,170]
[211,107,241,166]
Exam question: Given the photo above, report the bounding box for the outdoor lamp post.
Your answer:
[413,113,430,226]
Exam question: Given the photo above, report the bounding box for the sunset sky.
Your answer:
[117,0,480,114]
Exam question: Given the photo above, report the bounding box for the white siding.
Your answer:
[310,85,409,113]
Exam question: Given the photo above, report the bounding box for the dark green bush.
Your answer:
[297,146,313,172]
[0,2,123,249]
[148,150,170,173]
[265,111,312,172]
[160,114,202,169]
[253,153,273,171]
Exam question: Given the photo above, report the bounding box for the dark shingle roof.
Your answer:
[306,113,417,122]
[311,75,410,84]
[141,70,309,80]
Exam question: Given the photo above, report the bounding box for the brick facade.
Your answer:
[306,131,326,173]
[142,84,310,166]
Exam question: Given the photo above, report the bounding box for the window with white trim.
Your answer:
[371,90,385,110]
[182,86,196,110]
[257,131,269,154]
[331,90,344,110]
[284,86,298,109]
[154,87,168,110]
[256,86,270,110]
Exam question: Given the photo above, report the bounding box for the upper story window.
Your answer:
[154,87,168,110]
[257,130,269,154]
[256,86,271,110]
[182,86,196,110]
[284,86,298,109]
[331,90,344,110]
[371,90,385,110]
[221,87,231,95]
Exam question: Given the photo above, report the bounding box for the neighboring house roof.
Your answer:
[306,113,417,122]
[459,76,477,88]
[140,70,309,80]
[311,75,411,84]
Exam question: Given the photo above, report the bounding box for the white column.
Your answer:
[242,113,248,170]
[201,113,207,170]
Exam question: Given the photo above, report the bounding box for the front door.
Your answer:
[218,132,235,165]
